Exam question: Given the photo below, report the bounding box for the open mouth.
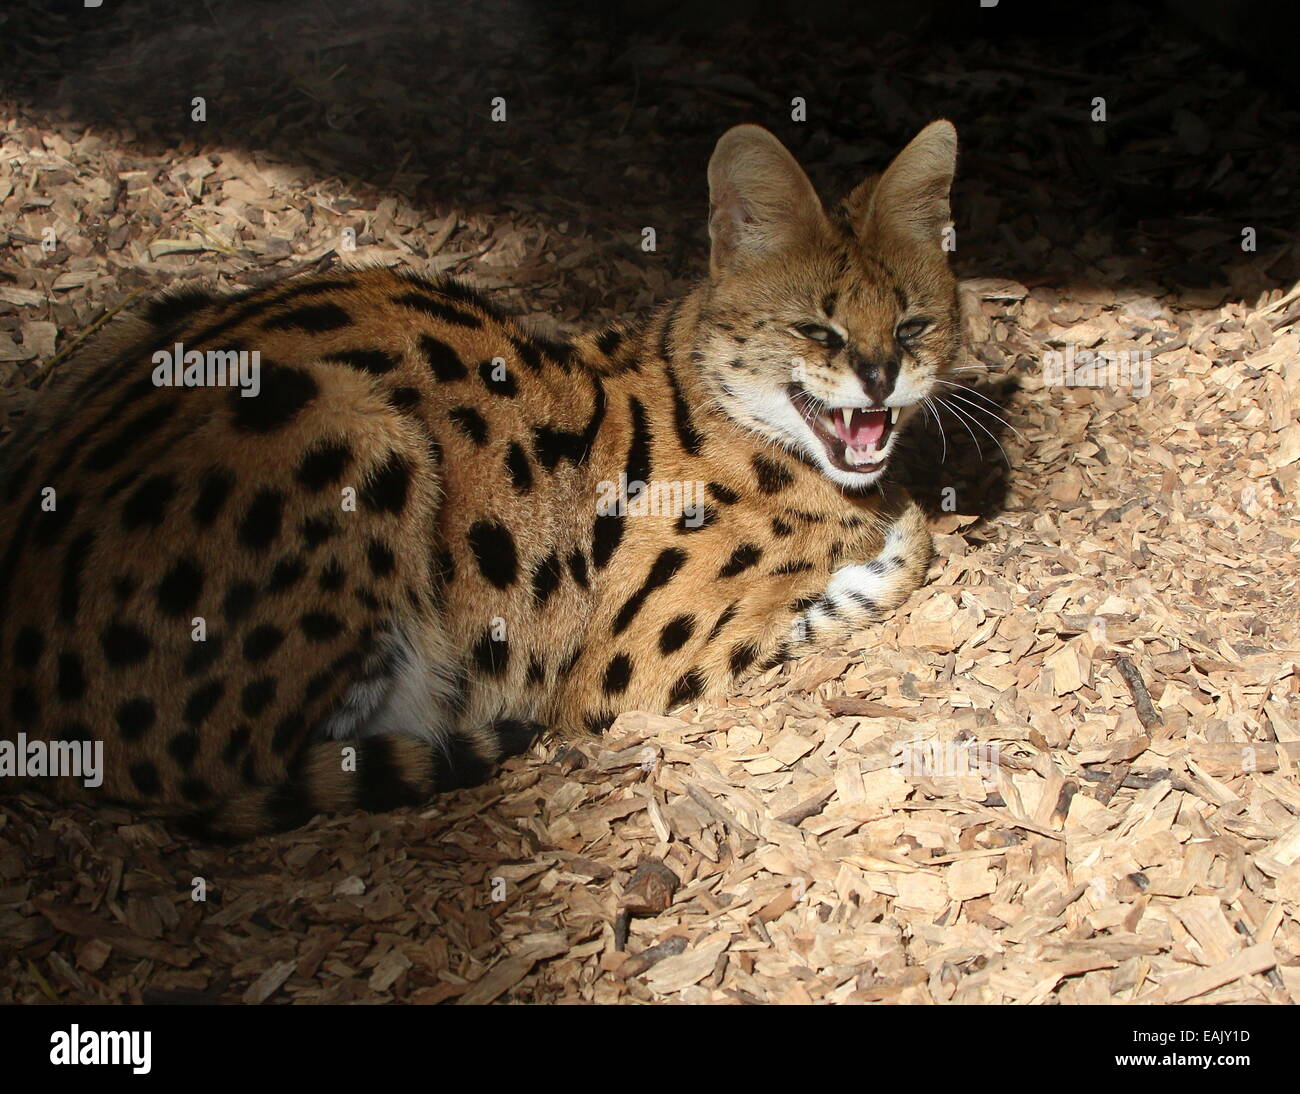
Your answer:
[786,385,896,474]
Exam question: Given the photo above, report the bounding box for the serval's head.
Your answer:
[698,121,960,491]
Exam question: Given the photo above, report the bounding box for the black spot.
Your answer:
[366,538,396,577]
[296,441,352,491]
[719,544,763,578]
[567,549,589,588]
[112,575,138,603]
[675,505,717,533]
[847,591,880,614]
[243,624,285,663]
[33,490,80,548]
[13,626,43,669]
[771,559,813,576]
[449,406,489,445]
[430,734,491,791]
[771,517,793,537]
[301,611,345,643]
[493,719,542,758]
[658,299,682,361]
[531,552,563,606]
[115,698,156,740]
[532,375,606,469]
[317,558,346,592]
[753,454,794,494]
[612,547,687,635]
[361,451,411,514]
[667,668,705,708]
[788,594,820,614]
[179,777,212,803]
[267,555,306,594]
[624,395,653,494]
[238,488,284,551]
[223,581,258,623]
[526,656,546,685]
[509,332,575,373]
[591,514,623,570]
[168,732,200,768]
[156,556,204,617]
[184,679,225,726]
[708,483,739,505]
[3,453,37,505]
[11,685,39,725]
[583,710,615,735]
[83,400,177,472]
[184,634,224,676]
[418,334,469,381]
[659,615,694,655]
[241,677,277,718]
[192,466,236,527]
[101,623,151,666]
[602,653,633,695]
[355,587,381,612]
[397,271,501,313]
[122,474,177,530]
[505,442,533,493]
[478,358,518,396]
[265,779,315,829]
[230,362,318,433]
[760,642,793,671]
[145,286,217,327]
[729,642,761,676]
[130,761,162,796]
[222,725,251,765]
[270,711,306,754]
[664,365,704,456]
[395,292,482,328]
[354,737,425,812]
[263,302,352,332]
[557,647,582,678]
[708,602,739,640]
[472,628,509,676]
[55,652,86,701]
[388,386,422,411]
[821,291,838,317]
[322,347,399,375]
[596,328,623,356]
[59,531,95,623]
[300,514,340,548]
[467,520,518,589]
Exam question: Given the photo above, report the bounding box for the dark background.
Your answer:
[3,0,1297,296]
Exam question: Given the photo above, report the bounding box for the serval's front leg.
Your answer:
[787,496,933,653]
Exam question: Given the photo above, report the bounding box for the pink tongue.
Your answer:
[834,409,886,448]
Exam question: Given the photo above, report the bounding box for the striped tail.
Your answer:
[179,719,543,841]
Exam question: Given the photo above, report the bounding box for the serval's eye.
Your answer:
[895,317,932,343]
[793,323,843,349]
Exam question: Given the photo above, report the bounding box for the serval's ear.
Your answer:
[707,125,825,277]
[845,120,957,249]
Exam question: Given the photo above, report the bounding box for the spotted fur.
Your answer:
[0,123,959,838]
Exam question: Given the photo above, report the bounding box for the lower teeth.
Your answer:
[845,445,880,467]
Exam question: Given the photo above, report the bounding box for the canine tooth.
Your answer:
[840,408,852,430]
